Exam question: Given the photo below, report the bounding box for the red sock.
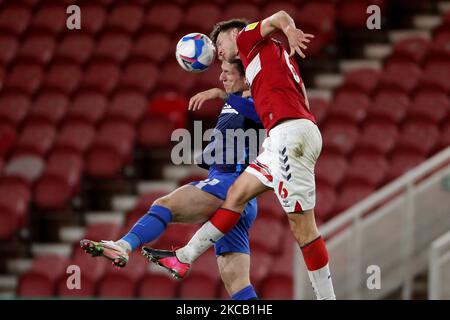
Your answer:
[209,208,241,234]
[301,236,329,271]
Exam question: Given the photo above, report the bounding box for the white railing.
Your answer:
[429,230,450,299]
[294,146,450,299]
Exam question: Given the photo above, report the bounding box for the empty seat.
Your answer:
[0,5,31,36]
[407,91,449,124]
[17,34,56,65]
[338,0,384,29]
[44,63,82,95]
[148,93,188,129]
[30,5,67,35]
[195,62,222,89]
[138,273,178,298]
[106,4,144,34]
[397,120,440,156]
[18,255,70,297]
[120,62,158,94]
[256,191,284,221]
[261,2,297,20]
[179,274,219,299]
[77,4,107,35]
[0,93,31,127]
[27,92,69,126]
[131,33,171,63]
[105,91,147,125]
[158,62,196,94]
[316,184,337,221]
[0,35,19,66]
[182,3,221,34]
[339,68,380,95]
[54,122,96,155]
[15,123,56,157]
[93,32,132,64]
[221,3,260,21]
[419,61,450,94]
[250,217,284,255]
[250,248,273,287]
[85,120,135,178]
[388,37,430,64]
[156,224,198,249]
[346,154,388,188]
[322,121,359,155]
[138,116,176,149]
[295,1,336,44]
[0,179,30,239]
[327,91,370,124]
[84,222,122,241]
[386,150,426,182]
[82,62,120,94]
[377,62,422,94]
[427,30,450,63]
[367,92,410,124]
[143,3,183,34]
[437,122,450,151]
[5,63,44,95]
[34,151,83,210]
[315,153,348,188]
[334,184,375,213]
[354,120,399,156]
[3,155,45,187]
[309,97,329,125]
[0,124,16,158]
[259,274,293,299]
[56,33,95,64]
[66,92,107,125]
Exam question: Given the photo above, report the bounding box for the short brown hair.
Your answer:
[230,59,245,76]
[209,18,249,45]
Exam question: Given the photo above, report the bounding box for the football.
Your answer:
[175,33,216,73]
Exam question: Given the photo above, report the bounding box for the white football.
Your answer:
[175,33,216,73]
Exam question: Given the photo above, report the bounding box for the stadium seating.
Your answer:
[44,63,83,95]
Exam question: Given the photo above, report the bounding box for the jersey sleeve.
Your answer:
[236,21,264,57]
[226,94,261,123]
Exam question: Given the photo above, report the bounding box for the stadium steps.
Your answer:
[31,243,72,257]
[307,89,332,101]
[388,29,431,43]
[162,164,206,181]
[84,211,126,225]
[137,181,177,194]
[413,15,442,30]
[58,226,86,244]
[111,195,138,212]
[339,59,382,73]
[0,275,17,298]
[438,1,450,13]
[7,259,33,275]
[364,43,392,60]
[314,73,343,90]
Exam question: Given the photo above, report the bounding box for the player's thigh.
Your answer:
[222,172,271,211]
[217,252,250,293]
[155,185,223,223]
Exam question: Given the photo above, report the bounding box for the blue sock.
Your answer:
[231,284,258,300]
[121,205,173,251]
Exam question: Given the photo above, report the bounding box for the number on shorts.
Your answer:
[195,178,220,190]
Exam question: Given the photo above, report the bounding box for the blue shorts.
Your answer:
[190,168,257,256]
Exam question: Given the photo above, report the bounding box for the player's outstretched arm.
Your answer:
[260,10,314,58]
[188,88,227,111]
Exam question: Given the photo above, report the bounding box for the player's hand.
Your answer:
[285,26,314,58]
[188,88,227,111]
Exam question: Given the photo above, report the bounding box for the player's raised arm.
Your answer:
[260,10,314,58]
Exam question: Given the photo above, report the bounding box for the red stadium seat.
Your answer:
[316,184,337,221]
[156,224,198,249]
[182,3,221,34]
[338,0,384,29]
[18,255,70,297]
[437,122,450,151]
[132,33,171,63]
[0,93,30,127]
[147,89,187,122]
[0,5,31,36]
[322,121,359,155]
[427,30,450,63]
[259,274,293,299]
[44,63,83,95]
[144,3,183,34]
[250,248,273,287]
[0,179,30,239]
[15,123,56,157]
[386,150,426,182]
[27,92,69,126]
[261,2,297,20]
[419,61,450,94]
[250,217,284,255]
[158,62,197,94]
[0,35,19,66]
[85,120,135,178]
[78,4,107,35]
[5,63,44,95]
[407,91,449,124]
[315,153,348,188]
[0,124,16,158]
[54,122,96,155]
[334,184,375,213]
[309,97,329,125]
[84,222,122,241]
[106,4,144,34]
[65,92,108,125]
[138,116,176,149]
[256,191,284,221]
[354,120,399,156]
[3,155,45,187]
[105,91,147,125]
[17,34,56,65]
[57,33,95,65]
[179,274,219,299]
[327,91,370,124]
[338,68,381,95]
[295,1,336,43]
[30,5,67,35]
[377,62,422,94]
[82,62,121,95]
[120,62,159,94]
[138,273,178,298]
[366,92,410,124]
[388,37,430,64]
[34,151,83,210]
[56,272,97,298]
[346,153,388,188]
[221,3,260,22]
[397,120,440,156]
[93,32,132,64]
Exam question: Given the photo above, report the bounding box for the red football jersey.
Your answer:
[236,21,316,131]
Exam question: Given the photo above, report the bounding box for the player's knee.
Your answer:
[220,263,248,293]
[287,211,319,246]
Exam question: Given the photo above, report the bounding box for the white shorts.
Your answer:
[246,119,322,213]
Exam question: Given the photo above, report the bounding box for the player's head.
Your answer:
[219,59,246,94]
[210,19,248,62]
